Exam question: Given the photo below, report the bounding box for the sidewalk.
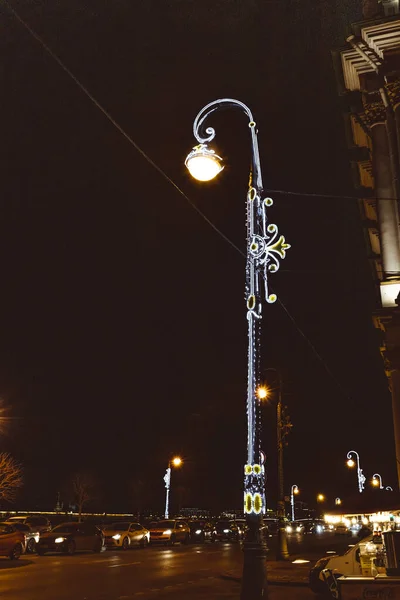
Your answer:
[222,554,313,584]
[146,558,315,599]
[147,575,314,599]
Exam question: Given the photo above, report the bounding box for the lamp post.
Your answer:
[291,485,299,522]
[346,450,366,493]
[164,456,182,519]
[262,367,291,560]
[372,473,393,490]
[335,497,342,506]
[185,98,290,600]
[372,473,384,489]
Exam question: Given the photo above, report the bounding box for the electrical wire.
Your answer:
[3,1,244,259]
[266,189,399,202]
[3,0,368,404]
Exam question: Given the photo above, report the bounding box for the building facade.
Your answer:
[333,0,400,487]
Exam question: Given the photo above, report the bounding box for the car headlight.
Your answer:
[112,534,121,540]
[55,537,66,544]
[296,526,302,532]
[163,530,172,535]
[286,526,292,533]
[195,529,202,535]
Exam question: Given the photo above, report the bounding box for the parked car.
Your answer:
[334,523,351,536]
[212,520,243,542]
[37,522,104,555]
[310,520,326,534]
[8,515,51,534]
[0,523,25,559]
[309,534,383,596]
[188,521,214,543]
[103,522,150,550]
[148,520,190,545]
[2,521,39,553]
[286,521,305,534]
[262,518,279,535]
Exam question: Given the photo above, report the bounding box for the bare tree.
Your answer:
[71,473,93,522]
[0,452,23,503]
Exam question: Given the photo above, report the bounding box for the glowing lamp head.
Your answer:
[335,498,342,505]
[293,487,299,495]
[257,386,269,400]
[185,144,223,181]
[172,457,182,467]
[372,477,379,487]
[317,494,325,502]
[347,459,355,468]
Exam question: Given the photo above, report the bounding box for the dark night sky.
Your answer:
[1,0,396,514]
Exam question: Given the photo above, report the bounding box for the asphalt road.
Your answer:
[0,533,354,600]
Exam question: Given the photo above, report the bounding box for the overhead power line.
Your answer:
[3,0,366,405]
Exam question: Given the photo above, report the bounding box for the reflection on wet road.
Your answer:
[0,532,353,599]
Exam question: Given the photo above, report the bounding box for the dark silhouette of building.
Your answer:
[333,0,400,488]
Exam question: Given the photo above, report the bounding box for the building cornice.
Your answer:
[340,18,400,91]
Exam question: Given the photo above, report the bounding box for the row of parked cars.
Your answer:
[0,516,251,559]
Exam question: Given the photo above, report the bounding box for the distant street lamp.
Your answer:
[164,456,182,519]
[262,367,291,561]
[317,494,325,502]
[335,497,342,506]
[372,473,393,490]
[291,485,299,522]
[346,450,366,493]
[372,473,383,489]
[186,98,290,600]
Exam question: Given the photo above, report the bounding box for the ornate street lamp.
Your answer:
[164,456,182,519]
[372,473,383,489]
[291,485,299,522]
[335,497,342,505]
[372,473,393,490]
[185,98,290,600]
[346,450,366,493]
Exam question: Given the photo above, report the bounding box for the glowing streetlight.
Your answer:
[186,98,290,600]
[372,474,382,488]
[372,473,393,490]
[335,497,342,505]
[164,456,183,519]
[185,144,223,181]
[291,485,299,522]
[256,386,269,400]
[317,494,325,502]
[346,450,366,493]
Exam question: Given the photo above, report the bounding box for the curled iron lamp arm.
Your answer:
[192,99,262,190]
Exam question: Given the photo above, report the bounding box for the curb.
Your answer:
[220,572,309,586]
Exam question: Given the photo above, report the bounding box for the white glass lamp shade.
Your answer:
[185,145,223,181]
